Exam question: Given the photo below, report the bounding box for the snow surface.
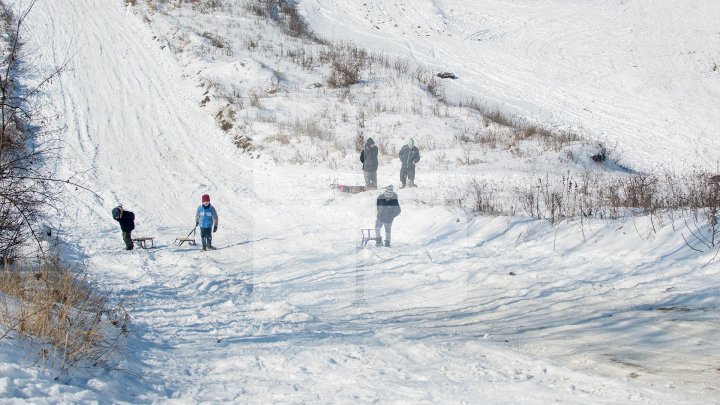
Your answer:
[0,0,719,403]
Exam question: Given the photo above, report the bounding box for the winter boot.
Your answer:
[207,245,217,250]
[375,237,382,247]
[399,183,406,189]
[408,179,416,188]
[384,239,391,247]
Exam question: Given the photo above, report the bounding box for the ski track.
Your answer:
[2,0,719,403]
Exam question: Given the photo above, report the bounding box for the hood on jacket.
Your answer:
[365,137,375,147]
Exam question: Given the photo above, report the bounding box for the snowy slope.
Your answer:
[0,0,718,403]
[301,0,720,173]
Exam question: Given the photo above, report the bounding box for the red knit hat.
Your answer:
[201,194,210,202]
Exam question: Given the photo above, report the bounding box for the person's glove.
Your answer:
[213,225,217,233]
[195,221,199,227]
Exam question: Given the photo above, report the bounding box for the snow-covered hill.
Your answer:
[0,0,718,403]
[301,0,720,173]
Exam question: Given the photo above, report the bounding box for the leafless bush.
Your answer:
[182,0,222,13]
[326,45,370,88]
[233,133,253,151]
[199,31,230,50]
[0,260,130,376]
[353,133,365,152]
[469,179,501,215]
[244,0,313,39]
[215,105,236,132]
[291,117,332,141]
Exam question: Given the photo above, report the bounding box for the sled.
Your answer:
[174,227,197,246]
[332,184,367,194]
[360,228,381,247]
[133,237,155,249]
[174,237,196,246]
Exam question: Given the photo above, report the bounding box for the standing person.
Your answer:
[112,205,135,251]
[375,185,401,247]
[195,194,219,251]
[399,138,421,188]
[360,137,379,189]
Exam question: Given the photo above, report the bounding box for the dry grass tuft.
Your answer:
[0,260,130,375]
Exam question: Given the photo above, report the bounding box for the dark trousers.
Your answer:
[400,166,415,186]
[364,170,377,189]
[200,227,213,248]
[122,231,133,250]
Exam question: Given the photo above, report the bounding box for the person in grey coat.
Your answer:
[360,137,379,189]
[398,138,420,188]
[375,185,401,247]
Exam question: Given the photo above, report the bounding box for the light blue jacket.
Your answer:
[196,204,218,229]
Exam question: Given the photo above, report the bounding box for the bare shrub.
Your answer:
[248,90,262,108]
[326,45,370,88]
[215,105,236,132]
[233,134,253,151]
[292,117,332,141]
[199,31,230,50]
[0,260,130,376]
[469,179,501,215]
[245,0,313,39]
[354,133,365,152]
[268,132,290,145]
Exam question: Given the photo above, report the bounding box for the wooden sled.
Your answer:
[174,227,197,246]
[133,237,155,249]
[174,237,196,246]
[360,229,381,247]
[332,184,367,194]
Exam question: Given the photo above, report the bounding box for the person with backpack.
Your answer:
[375,184,401,247]
[360,137,379,189]
[112,205,135,250]
[398,138,421,188]
[195,194,219,251]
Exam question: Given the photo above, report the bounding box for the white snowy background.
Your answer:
[1,0,719,403]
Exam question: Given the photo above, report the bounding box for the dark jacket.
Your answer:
[377,192,401,223]
[399,145,420,169]
[360,138,379,172]
[112,207,135,232]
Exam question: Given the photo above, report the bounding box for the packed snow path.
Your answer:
[2,0,718,402]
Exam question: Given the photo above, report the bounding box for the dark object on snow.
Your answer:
[437,72,458,79]
[333,184,367,194]
[710,175,720,184]
[590,152,606,163]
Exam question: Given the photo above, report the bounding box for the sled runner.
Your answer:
[360,228,381,247]
[133,237,155,249]
[332,184,367,194]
